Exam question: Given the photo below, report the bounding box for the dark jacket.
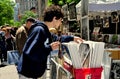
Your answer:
[17,21,74,78]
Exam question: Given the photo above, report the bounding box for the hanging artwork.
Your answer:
[103,16,109,28]
[81,0,88,17]
[62,4,68,19]
[69,2,77,20]
[95,15,103,27]
[93,27,100,33]
[81,17,89,40]
[111,11,119,23]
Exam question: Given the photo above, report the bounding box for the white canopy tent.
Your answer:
[76,0,120,20]
[89,2,120,11]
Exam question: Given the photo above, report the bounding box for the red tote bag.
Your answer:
[73,67,103,79]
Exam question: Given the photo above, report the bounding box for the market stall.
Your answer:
[76,0,120,79]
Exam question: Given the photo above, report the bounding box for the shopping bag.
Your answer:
[7,50,20,65]
[73,67,103,79]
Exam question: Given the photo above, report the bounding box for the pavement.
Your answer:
[0,61,51,79]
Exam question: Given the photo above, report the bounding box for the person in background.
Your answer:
[0,29,7,64]
[0,26,15,65]
[16,18,35,55]
[30,7,37,13]
[2,27,15,51]
[17,5,83,79]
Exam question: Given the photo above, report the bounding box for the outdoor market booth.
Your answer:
[49,1,120,79]
[75,0,120,79]
[76,0,120,56]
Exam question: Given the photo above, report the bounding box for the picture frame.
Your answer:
[81,17,89,40]
[93,27,100,33]
[103,16,109,28]
[68,2,77,20]
[81,0,88,17]
[111,11,119,23]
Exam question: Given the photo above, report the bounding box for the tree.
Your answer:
[48,0,81,6]
[20,11,38,24]
[0,0,15,26]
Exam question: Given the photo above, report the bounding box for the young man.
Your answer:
[17,5,83,79]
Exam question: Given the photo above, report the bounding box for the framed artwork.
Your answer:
[62,4,68,18]
[81,17,89,40]
[93,27,100,33]
[68,2,77,20]
[81,0,88,17]
[111,12,119,23]
[96,15,101,22]
[103,16,109,28]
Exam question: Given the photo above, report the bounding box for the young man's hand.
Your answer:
[50,41,60,50]
[74,36,84,43]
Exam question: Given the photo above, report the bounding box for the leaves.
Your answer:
[20,11,38,24]
[48,0,81,6]
[0,0,14,26]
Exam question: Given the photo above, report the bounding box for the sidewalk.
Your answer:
[0,65,19,79]
[0,62,51,79]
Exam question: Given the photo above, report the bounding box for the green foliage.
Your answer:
[14,21,21,27]
[20,11,38,24]
[112,34,118,44]
[0,0,15,26]
[48,0,81,6]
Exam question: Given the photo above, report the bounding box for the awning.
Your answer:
[76,1,120,12]
[89,2,120,11]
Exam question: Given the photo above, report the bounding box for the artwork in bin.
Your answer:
[111,11,119,23]
[103,16,109,28]
[118,35,120,44]
[110,60,120,79]
[103,35,109,43]
[97,34,103,42]
[79,43,90,68]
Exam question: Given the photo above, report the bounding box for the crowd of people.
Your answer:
[0,5,83,79]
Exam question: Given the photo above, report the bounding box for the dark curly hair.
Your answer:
[43,5,64,22]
